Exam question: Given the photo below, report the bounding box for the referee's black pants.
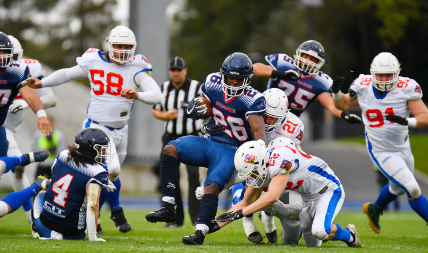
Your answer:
[152,132,201,226]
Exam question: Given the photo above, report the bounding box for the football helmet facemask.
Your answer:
[234,140,268,188]
[8,35,23,61]
[263,88,289,133]
[293,40,325,75]
[370,52,401,92]
[0,32,13,68]
[75,128,112,166]
[105,26,137,64]
[220,52,253,97]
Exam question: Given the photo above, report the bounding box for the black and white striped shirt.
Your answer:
[153,78,202,136]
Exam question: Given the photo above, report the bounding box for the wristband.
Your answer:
[332,91,342,100]
[271,70,283,79]
[36,110,47,118]
[407,118,417,128]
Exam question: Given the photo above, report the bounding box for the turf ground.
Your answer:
[0,209,427,252]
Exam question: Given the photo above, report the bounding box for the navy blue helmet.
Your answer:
[75,128,111,165]
[0,32,13,68]
[220,52,253,97]
[293,40,325,75]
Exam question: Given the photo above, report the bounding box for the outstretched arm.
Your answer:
[25,65,87,89]
[132,72,162,104]
[19,86,52,136]
[387,99,428,128]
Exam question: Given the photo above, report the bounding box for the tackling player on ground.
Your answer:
[332,52,428,233]
[145,52,266,245]
[24,26,162,233]
[5,35,57,223]
[217,138,362,248]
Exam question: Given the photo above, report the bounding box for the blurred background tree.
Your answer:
[0,0,118,70]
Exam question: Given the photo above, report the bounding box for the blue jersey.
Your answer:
[42,150,109,231]
[201,72,266,147]
[265,53,332,117]
[0,62,30,125]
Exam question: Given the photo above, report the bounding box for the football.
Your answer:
[199,96,212,118]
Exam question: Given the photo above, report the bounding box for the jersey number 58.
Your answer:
[90,70,123,96]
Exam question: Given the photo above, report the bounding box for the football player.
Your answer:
[25,26,162,232]
[332,52,428,233]
[145,52,267,245]
[0,32,51,155]
[217,138,362,248]
[5,35,57,223]
[30,128,115,241]
[253,40,361,123]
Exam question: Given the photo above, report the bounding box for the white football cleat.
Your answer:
[243,216,263,243]
[346,224,362,248]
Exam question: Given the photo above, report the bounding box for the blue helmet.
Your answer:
[74,128,112,165]
[220,52,253,97]
[0,32,13,68]
[293,40,325,75]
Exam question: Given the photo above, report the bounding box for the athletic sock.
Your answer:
[2,184,39,212]
[331,223,352,243]
[22,198,33,212]
[409,194,428,222]
[106,178,121,212]
[375,184,397,209]
[197,193,218,229]
[0,157,23,175]
[160,154,179,198]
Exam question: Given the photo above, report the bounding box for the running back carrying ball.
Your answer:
[199,96,212,118]
[185,96,212,119]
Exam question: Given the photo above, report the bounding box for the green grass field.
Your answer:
[337,134,428,175]
[0,209,427,252]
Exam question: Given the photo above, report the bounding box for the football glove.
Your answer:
[201,117,225,136]
[341,111,362,124]
[272,70,300,81]
[216,210,244,222]
[195,186,204,200]
[184,98,207,119]
[385,115,408,125]
[331,76,345,94]
[9,100,29,114]
[105,180,117,193]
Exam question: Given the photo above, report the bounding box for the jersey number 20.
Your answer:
[90,70,123,96]
[52,174,74,207]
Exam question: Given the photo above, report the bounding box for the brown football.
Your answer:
[198,97,212,118]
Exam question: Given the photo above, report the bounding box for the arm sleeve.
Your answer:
[135,72,162,105]
[153,83,164,110]
[86,182,101,241]
[41,65,87,87]
[35,88,56,109]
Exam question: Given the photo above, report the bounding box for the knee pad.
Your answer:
[0,201,9,217]
[390,176,421,199]
[13,166,25,179]
[311,225,328,240]
[108,161,121,182]
[406,182,421,199]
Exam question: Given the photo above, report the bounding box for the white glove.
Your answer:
[9,100,29,114]
[89,236,106,242]
[195,186,204,200]
[105,180,116,192]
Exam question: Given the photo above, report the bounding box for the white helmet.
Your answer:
[105,26,137,64]
[234,140,268,188]
[8,35,23,61]
[370,52,401,92]
[263,88,289,133]
[267,136,296,150]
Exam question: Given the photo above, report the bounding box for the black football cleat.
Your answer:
[22,151,50,166]
[34,176,51,192]
[145,201,177,223]
[363,202,382,234]
[266,229,278,243]
[111,207,132,233]
[97,223,104,235]
[182,230,205,245]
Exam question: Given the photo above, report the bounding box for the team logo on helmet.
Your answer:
[244,154,256,164]
[280,159,292,172]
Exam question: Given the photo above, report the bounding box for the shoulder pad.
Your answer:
[132,54,153,70]
[202,72,223,93]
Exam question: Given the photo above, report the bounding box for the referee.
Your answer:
[152,57,202,227]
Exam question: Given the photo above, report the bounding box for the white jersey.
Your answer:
[350,74,423,152]
[77,48,155,128]
[4,59,46,131]
[264,146,341,202]
[266,112,304,149]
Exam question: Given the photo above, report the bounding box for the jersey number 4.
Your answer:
[52,174,74,207]
[90,70,123,96]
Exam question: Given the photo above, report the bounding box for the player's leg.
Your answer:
[182,142,236,245]
[231,182,263,243]
[174,169,184,227]
[146,136,209,224]
[186,164,201,227]
[6,128,33,222]
[312,187,361,247]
